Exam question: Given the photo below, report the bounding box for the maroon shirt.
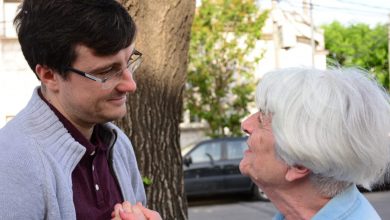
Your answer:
[38,90,123,220]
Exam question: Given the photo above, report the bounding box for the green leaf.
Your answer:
[142,176,153,186]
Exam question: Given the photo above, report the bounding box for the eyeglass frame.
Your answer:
[64,49,143,84]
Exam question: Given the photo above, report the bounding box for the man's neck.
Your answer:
[70,121,95,141]
[40,87,95,140]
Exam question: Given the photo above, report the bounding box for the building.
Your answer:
[0,0,40,127]
[254,0,327,78]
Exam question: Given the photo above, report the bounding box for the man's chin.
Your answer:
[110,107,127,118]
[99,112,127,123]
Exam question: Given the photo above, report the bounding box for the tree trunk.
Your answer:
[116,1,195,219]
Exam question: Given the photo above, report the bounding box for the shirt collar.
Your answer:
[38,88,98,155]
[273,185,359,220]
[311,185,358,219]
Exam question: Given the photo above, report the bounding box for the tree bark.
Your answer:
[116,1,195,219]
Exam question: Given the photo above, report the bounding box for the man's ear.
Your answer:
[35,64,60,91]
[285,165,310,182]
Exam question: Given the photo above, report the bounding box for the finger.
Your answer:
[113,203,124,219]
[132,204,144,216]
[119,210,132,220]
[119,210,139,220]
[138,205,162,220]
[130,204,147,220]
[122,201,133,213]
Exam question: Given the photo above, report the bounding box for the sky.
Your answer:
[259,0,390,27]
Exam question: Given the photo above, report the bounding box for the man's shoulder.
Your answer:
[0,119,30,151]
[0,128,45,194]
[0,124,46,219]
[0,117,45,170]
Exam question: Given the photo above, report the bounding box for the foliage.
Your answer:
[142,176,153,186]
[322,21,389,90]
[185,0,268,137]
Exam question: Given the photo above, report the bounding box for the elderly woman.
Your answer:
[240,67,390,220]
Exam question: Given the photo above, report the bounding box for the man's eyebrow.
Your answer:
[88,52,133,74]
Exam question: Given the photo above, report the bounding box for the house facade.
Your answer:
[0,0,40,128]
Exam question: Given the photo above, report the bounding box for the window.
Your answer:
[226,140,247,160]
[189,142,221,163]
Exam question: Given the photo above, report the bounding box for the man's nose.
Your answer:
[117,68,137,92]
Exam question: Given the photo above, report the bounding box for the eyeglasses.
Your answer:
[65,49,143,89]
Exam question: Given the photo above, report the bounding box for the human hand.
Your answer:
[111,201,162,220]
[111,201,144,220]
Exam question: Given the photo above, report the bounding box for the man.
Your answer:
[240,67,390,220]
[0,1,146,219]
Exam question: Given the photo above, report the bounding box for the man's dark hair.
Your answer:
[14,0,136,78]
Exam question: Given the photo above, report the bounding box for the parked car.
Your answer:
[359,172,390,192]
[182,137,268,201]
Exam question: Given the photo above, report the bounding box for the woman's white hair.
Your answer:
[256,67,390,195]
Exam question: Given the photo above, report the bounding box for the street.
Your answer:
[188,191,390,220]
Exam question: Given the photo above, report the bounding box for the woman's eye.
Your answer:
[258,112,266,128]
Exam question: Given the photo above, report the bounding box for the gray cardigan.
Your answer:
[0,88,146,219]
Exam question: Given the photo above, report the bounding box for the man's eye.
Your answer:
[94,67,116,76]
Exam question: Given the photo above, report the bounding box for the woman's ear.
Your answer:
[35,64,60,91]
[285,165,310,182]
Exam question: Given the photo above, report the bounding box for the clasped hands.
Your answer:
[111,201,162,220]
